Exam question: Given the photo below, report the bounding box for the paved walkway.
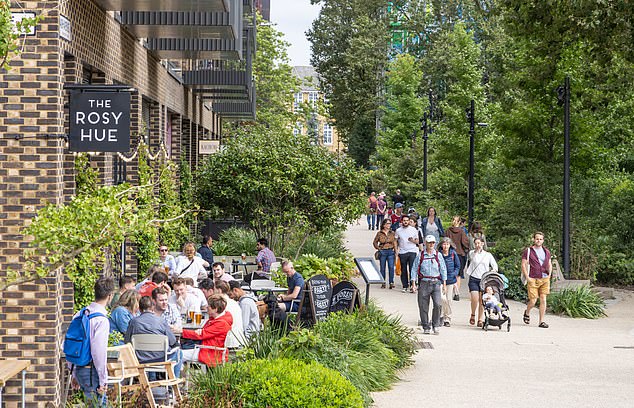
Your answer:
[345,220,634,408]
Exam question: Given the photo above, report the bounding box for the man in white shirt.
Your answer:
[173,242,208,285]
[395,215,420,293]
[169,278,204,316]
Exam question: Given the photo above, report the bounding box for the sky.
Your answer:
[269,0,322,67]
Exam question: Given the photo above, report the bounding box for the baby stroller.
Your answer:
[479,272,511,332]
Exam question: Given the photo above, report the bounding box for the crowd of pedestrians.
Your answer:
[369,189,553,335]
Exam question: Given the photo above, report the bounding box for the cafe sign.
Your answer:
[69,91,130,152]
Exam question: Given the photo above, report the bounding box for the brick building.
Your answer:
[0,0,255,405]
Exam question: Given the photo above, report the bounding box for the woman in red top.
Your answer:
[181,294,233,366]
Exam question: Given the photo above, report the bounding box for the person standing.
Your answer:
[367,192,378,230]
[395,215,419,293]
[465,237,498,327]
[420,207,444,243]
[391,189,405,207]
[438,238,460,327]
[522,232,553,328]
[390,203,404,231]
[71,277,114,407]
[411,235,447,334]
[373,218,397,289]
[444,216,470,300]
[376,193,388,228]
[198,235,214,269]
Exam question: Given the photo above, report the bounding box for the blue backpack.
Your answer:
[63,307,105,367]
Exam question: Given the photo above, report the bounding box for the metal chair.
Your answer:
[184,345,228,390]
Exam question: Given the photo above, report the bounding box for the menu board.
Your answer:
[297,274,333,326]
[330,281,360,313]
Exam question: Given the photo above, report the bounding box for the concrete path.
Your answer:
[344,220,634,408]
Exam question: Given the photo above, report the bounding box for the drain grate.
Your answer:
[415,341,434,350]
[613,346,634,349]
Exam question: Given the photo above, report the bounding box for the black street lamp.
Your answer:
[422,112,428,191]
[557,76,571,279]
[465,99,487,229]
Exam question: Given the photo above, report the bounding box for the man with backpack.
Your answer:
[66,277,114,406]
[411,235,447,335]
[522,231,553,328]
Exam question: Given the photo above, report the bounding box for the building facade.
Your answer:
[0,0,255,405]
[291,66,343,155]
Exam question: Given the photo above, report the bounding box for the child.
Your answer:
[482,286,502,317]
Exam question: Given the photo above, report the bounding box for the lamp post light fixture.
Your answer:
[465,99,488,229]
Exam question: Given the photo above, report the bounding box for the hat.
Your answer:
[395,203,403,208]
[425,235,437,243]
[379,191,386,197]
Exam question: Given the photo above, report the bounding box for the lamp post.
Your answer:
[557,76,571,279]
[422,112,428,191]
[465,99,487,229]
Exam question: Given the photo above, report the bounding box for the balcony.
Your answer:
[93,0,229,12]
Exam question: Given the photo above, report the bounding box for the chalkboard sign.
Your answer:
[330,281,360,313]
[297,274,332,326]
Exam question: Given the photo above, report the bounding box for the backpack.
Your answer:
[417,251,442,281]
[63,307,105,367]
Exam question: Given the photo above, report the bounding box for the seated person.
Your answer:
[124,296,182,377]
[214,280,245,348]
[482,286,502,316]
[212,262,236,282]
[228,280,261,340]
[169,278,205,316]
[152,286,182,334]
[156,244,176,275]
[199,278,215,300]
[173,242,208,284]
[183,277,209,308]
[109,289,140,343]
[110,276,136,309]
[277,261,304,312]
[138,268,169,298]
[181,294,233,367]
[243,238,275,284]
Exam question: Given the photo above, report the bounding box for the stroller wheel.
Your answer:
[498,325,502,330]
[507,321,511,332]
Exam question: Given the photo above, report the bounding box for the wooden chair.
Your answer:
[107,344,183,408]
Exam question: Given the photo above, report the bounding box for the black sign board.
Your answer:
[297,274,332,326]
[330,281,360,313]
[69,91,130,152]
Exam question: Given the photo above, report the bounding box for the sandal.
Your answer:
[538,322,549,328]
[469,314,475,325]
[477,320,484,328]
[523,311,530,325]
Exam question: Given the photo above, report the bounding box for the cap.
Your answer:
[395,203,403,208]
[425,235,437,243]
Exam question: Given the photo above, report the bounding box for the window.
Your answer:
[293,92,303,110]
[323,123,333,145]
[293,122,303,136]
[308,91,319,107]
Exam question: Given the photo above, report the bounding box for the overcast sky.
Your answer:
[270,0,322,66]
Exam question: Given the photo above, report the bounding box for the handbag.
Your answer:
[395,256,401,276]
[374,250,380,260]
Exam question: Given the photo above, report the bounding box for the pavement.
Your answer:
[344,220,634,408]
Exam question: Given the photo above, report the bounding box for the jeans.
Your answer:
[378,249,395,284]
[398,252,416,289]
[417,280,443,330]
[376,214,385,228]
[75,365,108,407]
[367,212,377,229]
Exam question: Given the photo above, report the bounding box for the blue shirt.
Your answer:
[109,306,135,342]
[440,248,461,285]
[411,250,447,283]
[286,272,305,301]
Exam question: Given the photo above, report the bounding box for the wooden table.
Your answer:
[0,359,30,408]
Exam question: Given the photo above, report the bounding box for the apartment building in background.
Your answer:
[292,66,343,155]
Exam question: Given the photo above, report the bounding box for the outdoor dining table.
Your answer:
[0,359,30,408]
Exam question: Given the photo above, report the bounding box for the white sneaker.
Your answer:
[432,327,440,335]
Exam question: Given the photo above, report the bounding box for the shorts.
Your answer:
[468,276,481,292]
[527,277,550,300]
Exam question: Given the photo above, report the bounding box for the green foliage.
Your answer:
[108,331,123,347]
[308,0,388,166]
[288,253,356,283]
[0,0,39,69]
[74,154,99,196]
[217,227,257,256]
[597,253,634,286]
[548,286,607,319]
[195,131,367,255]
[237,321,288,361]
[282,229,347,259]
[134,144,159,275]
[157,160,189,249]
[188,358,364,408]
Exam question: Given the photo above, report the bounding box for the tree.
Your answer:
[195,131,367,257]
[0,0,38,69]
[308,0,389,166]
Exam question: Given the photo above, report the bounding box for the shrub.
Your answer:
[188,358,364,408]
[284,229,348,259]
[596,252,634,286]
[548,286,607,319]
[291,253,356,282]
[217,227,257,256]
